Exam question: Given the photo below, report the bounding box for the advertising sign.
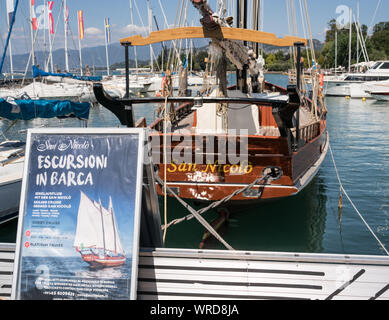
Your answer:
[11,128,145,300]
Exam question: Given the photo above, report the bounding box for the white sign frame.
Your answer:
[11,128,145,300]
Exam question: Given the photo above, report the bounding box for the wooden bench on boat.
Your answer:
[2,243,389,300]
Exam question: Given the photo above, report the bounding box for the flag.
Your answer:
[6,0,14,27]
[105,18,110,44]
[64,5,69,35]
[47,1,54,34]
[78,10,84,40]
[31,0,38,30]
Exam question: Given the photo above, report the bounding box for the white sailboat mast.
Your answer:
[29,0,35,68]
[335,31,337,74]
[98,200,107,254]
[356,0,359,66]
[78,14,83,76]
[6,1,14,80]
[147,0,153,73]
[44,0,55,72]
[104,18,110,76]
[129,0,138,71]
[64,0,69,72]
[348,7,352,73]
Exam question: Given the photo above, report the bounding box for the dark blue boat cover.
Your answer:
[0,98,90,120]
[32,65,102,82]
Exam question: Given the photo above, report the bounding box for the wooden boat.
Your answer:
[94,0,328,205]
[74,192,126,268]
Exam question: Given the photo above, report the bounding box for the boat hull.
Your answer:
[81,254,126,268]
[371,92,389,101]
[0,158,23,225]
[153,126,328,204]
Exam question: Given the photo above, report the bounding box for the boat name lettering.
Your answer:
[37,139,90,152]
[167,161,253,174]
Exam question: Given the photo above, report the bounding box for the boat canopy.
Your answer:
[0,98,90,121]
[120,26,307,47]
[32,65,102,82]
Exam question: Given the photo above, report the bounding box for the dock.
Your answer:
[2,242,389,300]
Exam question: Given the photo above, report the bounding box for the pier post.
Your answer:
[125,44,130,98]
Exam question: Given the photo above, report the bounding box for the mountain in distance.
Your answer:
[3,38,208,73]
[262,39,324,54]
[2,37,322,73]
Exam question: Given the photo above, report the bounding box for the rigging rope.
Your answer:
[329,143,389,256]
[157,166,282,231]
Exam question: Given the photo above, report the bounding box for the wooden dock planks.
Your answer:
[1,244,389,300]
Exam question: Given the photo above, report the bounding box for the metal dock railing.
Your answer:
[2,243,389,300]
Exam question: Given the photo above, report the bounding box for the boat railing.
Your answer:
[298,121,321,144]
[148,102,193,131]
[135,117,147,128]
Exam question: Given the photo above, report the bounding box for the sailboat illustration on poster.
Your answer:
[74,191,126,268]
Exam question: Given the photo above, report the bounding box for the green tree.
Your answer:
[266,53,276,65]
[371,22,389,57]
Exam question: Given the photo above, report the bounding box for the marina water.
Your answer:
[1,73,389,256]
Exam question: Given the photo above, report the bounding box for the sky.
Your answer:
[1,0,388,55]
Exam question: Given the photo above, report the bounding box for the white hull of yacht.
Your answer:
[0,178,21,224]
[0,158,23,224]
[324,82,351,97]
[371,93,389,101]
[0,82,96,102]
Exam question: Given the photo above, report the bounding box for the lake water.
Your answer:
[1,73,389,257]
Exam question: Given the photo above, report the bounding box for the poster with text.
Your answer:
[12,129,144,300]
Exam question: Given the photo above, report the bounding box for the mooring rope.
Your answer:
[162,95,169,244]
[329,143,389,256]
[155,166,282,251]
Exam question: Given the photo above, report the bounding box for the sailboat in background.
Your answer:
[74,192,126,268]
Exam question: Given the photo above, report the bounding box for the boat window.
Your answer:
[345,76,364,81]
[379,62,389,69]
[378,76,389,81]
[371,62,382,69]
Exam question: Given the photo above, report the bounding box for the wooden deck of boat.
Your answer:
[174,111,195,132]
[2,243,389,300]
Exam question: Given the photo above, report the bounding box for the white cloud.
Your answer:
[85,27,103,36]
[120,24,149,36]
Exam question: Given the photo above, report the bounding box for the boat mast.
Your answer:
[104,18,110,76]
[6,0,15,80]
[190,0,262,94]
[234,0,249,93]
[252,0,259,58]
[356,0,359,67]
[78,10,84,76]
[147,0,153,73]
[348,7,352,73]
[335,30,337,74]
[109,197,117,254]
[47,1,54,73]
[0,0,19,77]
[99,200,106,254]
[129,0,138,72]
[64,0,69,72]
[29,0,36,94]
